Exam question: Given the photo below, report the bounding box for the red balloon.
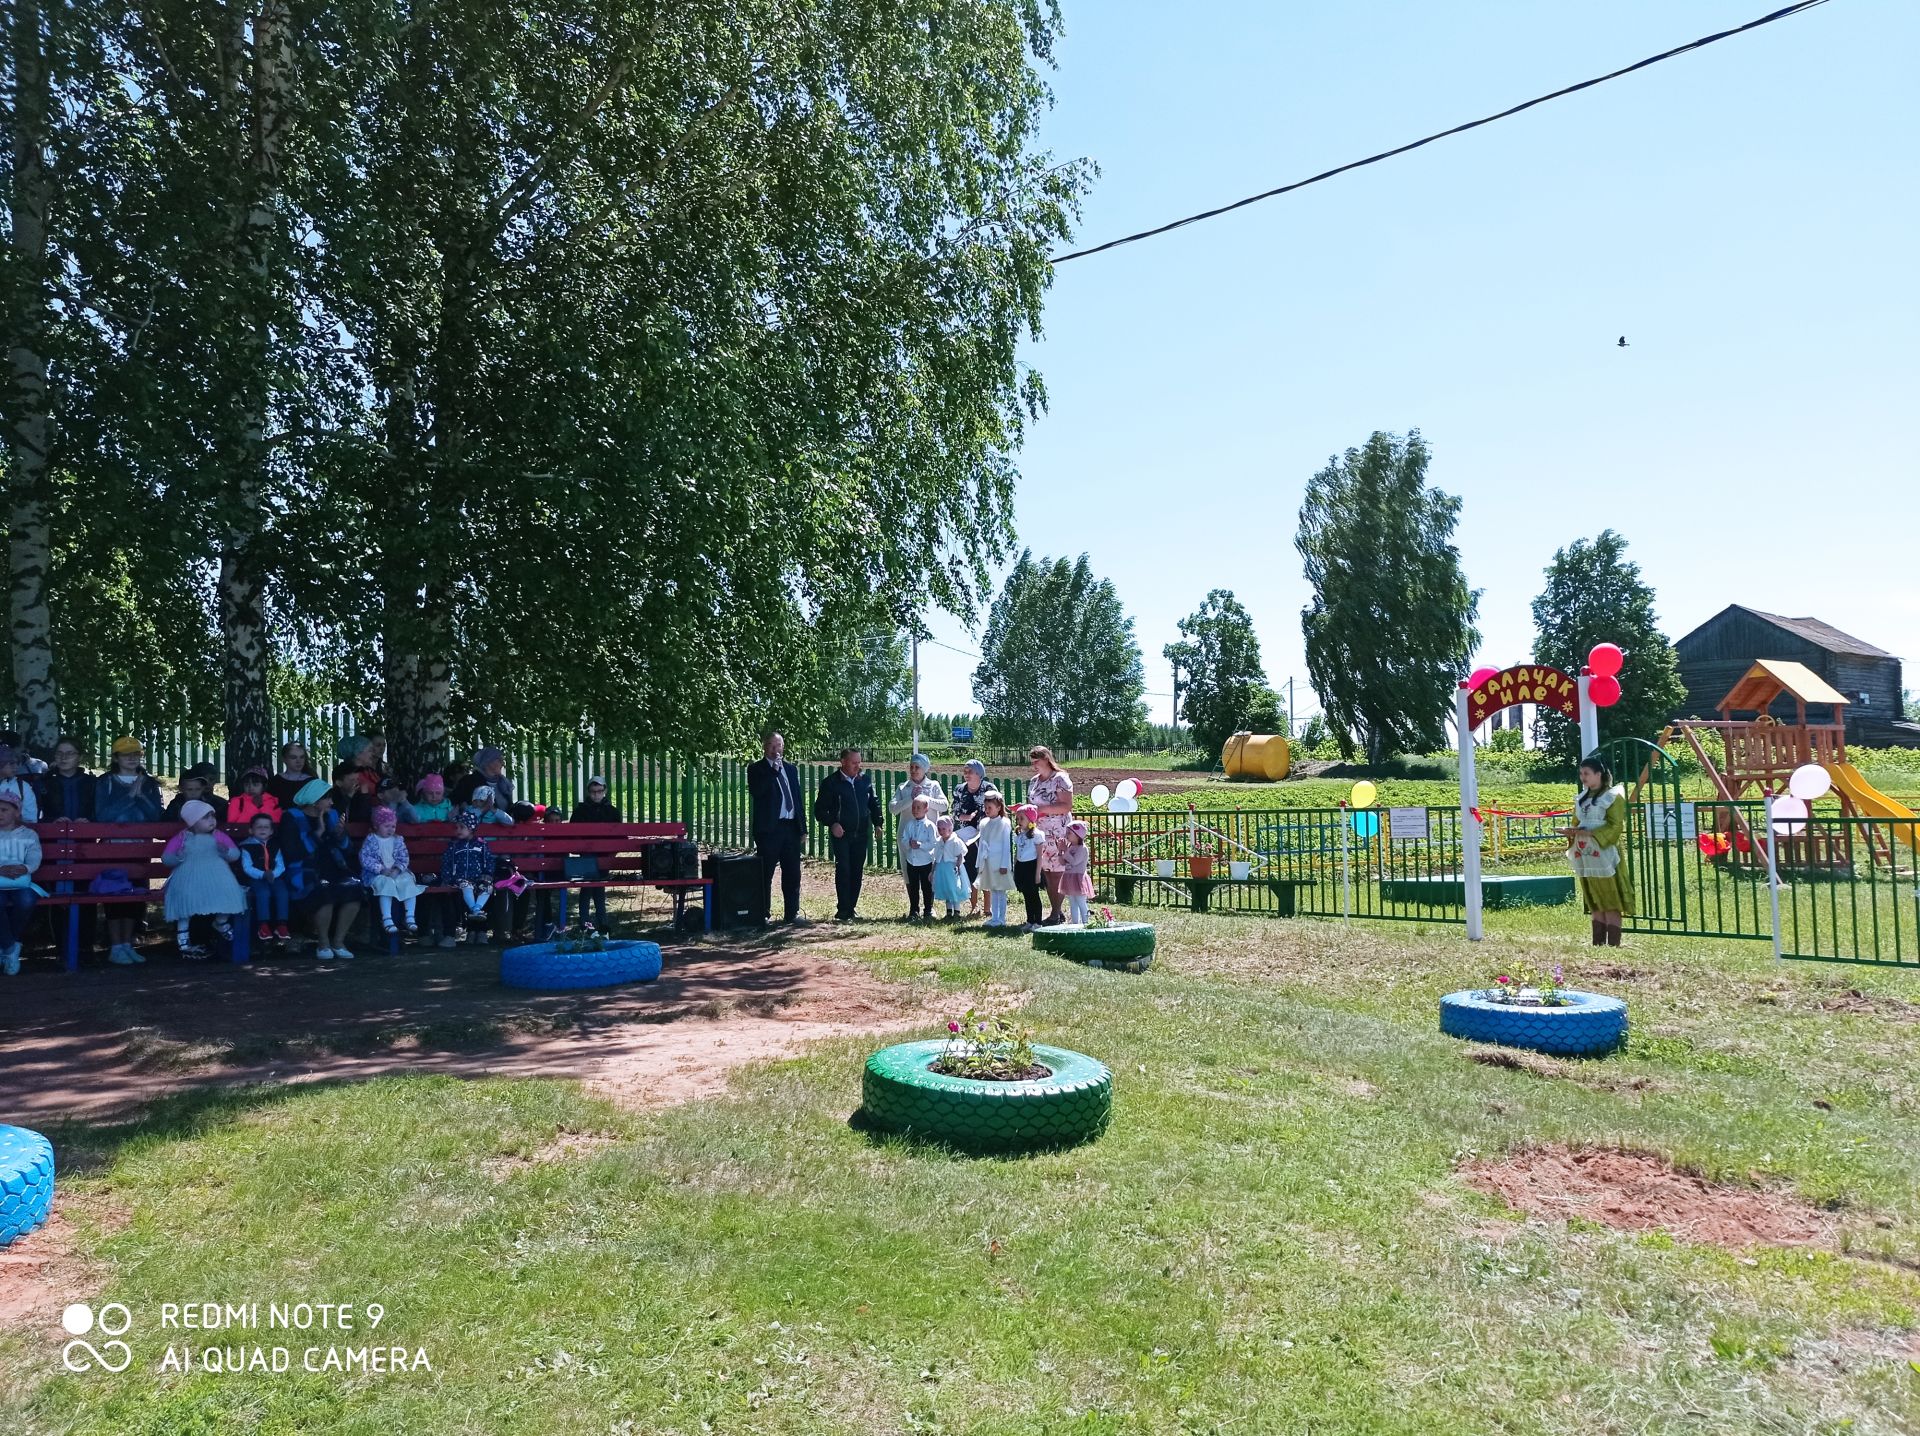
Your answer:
[1588,674,1622,708]
[1467,666,1499,690]
[1587,642,1624,678]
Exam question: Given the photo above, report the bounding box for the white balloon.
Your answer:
[1115,778,1140,800]
[1089,783,1111,808]
[1788,764,1832,801]
[1107,794,1138,814]
[1770,794,1809,835]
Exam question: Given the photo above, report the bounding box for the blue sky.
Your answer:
[917,0,1919,730]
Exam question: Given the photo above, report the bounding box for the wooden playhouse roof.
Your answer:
[1717,660,1850,715]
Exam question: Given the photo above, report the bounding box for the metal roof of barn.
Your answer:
[1733,607,1893,659]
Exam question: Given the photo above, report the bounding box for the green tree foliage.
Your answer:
[1164,590,1275,758]
[1529,529,1686,762]
[1297,430,1480,763]
[5,1,1086,770]
[814,622,912,751]
[973,551,1145,749]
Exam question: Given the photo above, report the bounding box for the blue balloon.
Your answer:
[1351,810,1380,838]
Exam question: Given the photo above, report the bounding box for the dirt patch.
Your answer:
[1818,989,1920,1022]
[1585,964,1654,982]
[0,1193,125,1338]
[1460,1145,1834,1249]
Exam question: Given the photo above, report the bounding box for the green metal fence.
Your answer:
[1089,806,1469,924]
[1621,792,1920,967]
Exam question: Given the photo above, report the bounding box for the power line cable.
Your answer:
[1050,0,1833,265]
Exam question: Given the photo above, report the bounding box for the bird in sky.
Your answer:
[1617,336,1629,347]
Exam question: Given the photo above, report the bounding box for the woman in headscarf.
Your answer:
[451,746,514,808]
[888,753,948,869]
[949,758,991,918]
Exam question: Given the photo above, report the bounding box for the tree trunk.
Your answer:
[215,0,290,782]
[6,0,60,748]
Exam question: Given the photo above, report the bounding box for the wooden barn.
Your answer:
[1673,606,1918,747]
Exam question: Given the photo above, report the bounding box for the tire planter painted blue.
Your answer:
[0,1125,55,1248]
[500,940,663,991]
[1440,989,1628,1057]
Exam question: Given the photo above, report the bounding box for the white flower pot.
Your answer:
[1229,861,1251,880]
[1154,860,1175,878]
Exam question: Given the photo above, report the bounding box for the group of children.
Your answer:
[896,788,1094,927]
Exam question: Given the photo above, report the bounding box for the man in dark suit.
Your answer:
[813,747,883,920]
[747,731,806,922]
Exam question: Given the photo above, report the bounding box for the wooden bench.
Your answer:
[31,819,710,970]
[361,821,712,950]
[1109,871,1299,915]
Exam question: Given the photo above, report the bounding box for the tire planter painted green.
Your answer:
[500,939,663,991]
[0,1125,54,1248]
[1030,921,1156,972]
[1440,989,1628,1057]
[861,1040,1112,1154]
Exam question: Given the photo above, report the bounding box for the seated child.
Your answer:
[411,774,453,823]
[238,812,291,944]
[360,805,426,936]
[228,767,282,826]
[162,799,246,958]
[437,809,497,942]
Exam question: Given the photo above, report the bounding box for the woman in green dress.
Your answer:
[1562,757,1632,946]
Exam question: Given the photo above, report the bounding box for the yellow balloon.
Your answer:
[1350,780,1378,809]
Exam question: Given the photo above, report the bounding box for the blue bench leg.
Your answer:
[704,881,713,933]
[232,920,250,965]
[65,900,79,972]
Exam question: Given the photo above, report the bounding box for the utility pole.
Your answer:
[1170,655,1182,731]
[1288,677,1295,736]
[910,630,921,755]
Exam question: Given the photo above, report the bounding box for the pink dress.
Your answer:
[1059,841,1094,897]
[1028,769,1074,874]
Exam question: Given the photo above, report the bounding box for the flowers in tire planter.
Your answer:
[1483,959,1569,1006]
[933,1008,1047,1082]
[1083,905,1115,930]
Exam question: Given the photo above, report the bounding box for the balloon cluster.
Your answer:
[1586,643,1623,708]
[1089,778,1141,828]
[1771,763,1832,835]
[1348,780,1378,837]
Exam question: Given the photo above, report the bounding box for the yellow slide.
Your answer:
[1825,763,1920,854]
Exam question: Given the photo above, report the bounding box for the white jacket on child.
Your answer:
[973,816,1014,892]
[898,816,939,866]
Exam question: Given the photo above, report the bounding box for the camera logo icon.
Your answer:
[61,1303,133,1373]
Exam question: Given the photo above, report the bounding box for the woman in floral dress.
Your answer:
[1026,746,1075,925]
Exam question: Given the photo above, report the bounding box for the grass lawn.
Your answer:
[6,901,1920,1434]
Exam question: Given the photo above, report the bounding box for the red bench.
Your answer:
[32,819,710,970]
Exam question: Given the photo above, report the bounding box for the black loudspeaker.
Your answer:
[646,839,700,880]
[702,850,767,929]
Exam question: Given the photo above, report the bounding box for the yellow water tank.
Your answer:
[1222,731,1290,781]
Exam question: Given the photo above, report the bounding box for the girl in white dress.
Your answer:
[359,805,426,937]
[972,790,1015,927]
